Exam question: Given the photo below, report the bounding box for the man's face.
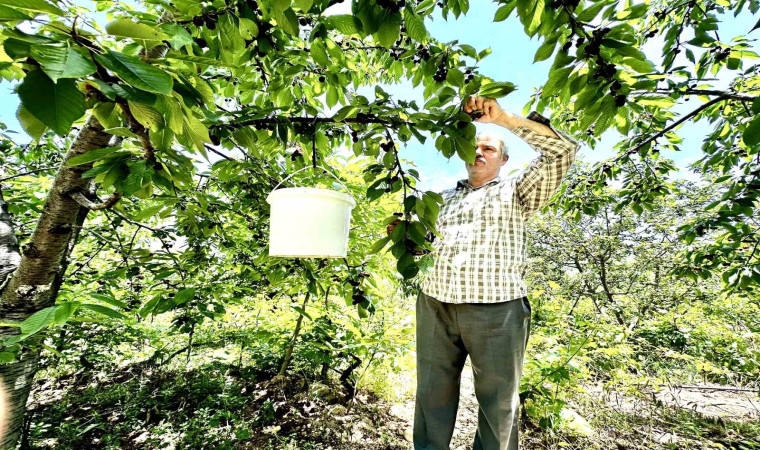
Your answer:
[466,134,507,179]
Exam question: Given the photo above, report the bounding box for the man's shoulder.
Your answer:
[440,187,459,200]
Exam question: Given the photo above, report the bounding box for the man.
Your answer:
[413,96,579,449]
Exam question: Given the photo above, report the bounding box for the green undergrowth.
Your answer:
[26,360,408,449]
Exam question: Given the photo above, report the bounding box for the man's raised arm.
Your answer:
[464,96,580,218]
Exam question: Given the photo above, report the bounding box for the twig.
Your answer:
[0,167,59,182]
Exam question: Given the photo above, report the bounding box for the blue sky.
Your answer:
[1,2,757,192]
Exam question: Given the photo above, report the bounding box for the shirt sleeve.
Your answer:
[513,113,580,219]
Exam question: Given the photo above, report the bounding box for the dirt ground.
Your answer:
[387,357,760,449]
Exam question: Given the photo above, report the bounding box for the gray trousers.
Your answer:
[413,290,531,450]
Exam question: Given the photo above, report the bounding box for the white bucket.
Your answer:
[266,168,356,258]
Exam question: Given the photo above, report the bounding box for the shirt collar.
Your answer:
[456,176,501,191]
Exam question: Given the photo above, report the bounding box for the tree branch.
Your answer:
[0,167,59,183]
[623,94,729,159]
[69,191,121,210]
[632,88,756,102]
[219,115,407,130]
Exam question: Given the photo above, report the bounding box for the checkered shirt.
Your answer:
[419,112,580,304]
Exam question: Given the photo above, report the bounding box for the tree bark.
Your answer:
[0,116,112,448]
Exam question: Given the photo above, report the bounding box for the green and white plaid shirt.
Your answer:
[420,113,580,304]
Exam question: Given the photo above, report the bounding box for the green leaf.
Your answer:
[616,3,648,20]
[408,221,428,246]
[120,161,146,196]
[622,57,655,74]
[31,45,96,82]
[0,0,64,16]
[103,127,140,138]
[16,104,47,139]
[174,288,195,305]
[158,23,194,49]
[374,12,401,48]
[81,304,128,320]
[404,10,428,42]
[310,39,329,67]
[397,252,419,279]
[160,51,235,68]
[128,100,163,130]
[751,97,760,114]
[573,86,599,112]
[91,102,122,129]
[577,1,607,22]
[155,96,183,134]
[751,15,760,33]
[326,84,338,107]
[20,306,57,335]
[542,67,572,96]
[94,50,173,95]
[369,236,391,254]
[494,3,516,21]
[422,192,441,220]
[528,0,545,34]
[294,0,312,10]
[446,68,464,87]
[328,15,361,35]
[272,0,289,12]
[89,293,129,309]
[110,84,158,104]
[742,116,760,147]
[0,5,33,21]
[454,135,475,164]
[479,81,516,98]
[182,110,211,154]
[533,40,556,62]
[291,306,313,320]
[105,19,170,42]
[17,69,85,136]
[139,295,161,318]
[53,302,77,325]
[459,44,478,59]
[594,95,617,133]
[65,146,121,166]
[274,7,299,36]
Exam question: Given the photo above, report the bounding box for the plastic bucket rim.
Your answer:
[266,186,356,207]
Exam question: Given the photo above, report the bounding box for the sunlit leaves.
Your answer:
[741,116,760,147]
[17,69,85,136]
[31,45,97,82]
[94,50,173,95]
[105,19,171,42]
[0,0,64,17]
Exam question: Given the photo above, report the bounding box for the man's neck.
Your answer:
[468,174,498,189]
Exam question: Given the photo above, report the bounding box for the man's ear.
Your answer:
[501,156,508,166]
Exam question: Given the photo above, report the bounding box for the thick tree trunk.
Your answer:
[0,116,112,448]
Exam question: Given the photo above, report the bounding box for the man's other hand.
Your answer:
[464,96,507,124]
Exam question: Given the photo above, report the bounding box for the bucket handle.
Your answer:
[271,165,350,193]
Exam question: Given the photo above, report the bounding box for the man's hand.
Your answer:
[464,96,509,125]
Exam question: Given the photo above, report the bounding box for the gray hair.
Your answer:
[476,132,508,161]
